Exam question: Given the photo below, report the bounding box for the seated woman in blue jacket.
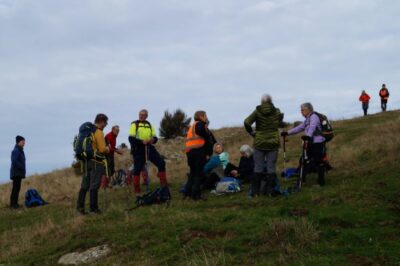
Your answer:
[203,143,238,188]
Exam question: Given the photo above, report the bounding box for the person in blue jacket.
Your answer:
[10,135,26,209]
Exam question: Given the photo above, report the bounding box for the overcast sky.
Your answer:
[1,0,399,183]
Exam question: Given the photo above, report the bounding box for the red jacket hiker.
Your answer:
[379,88,389,100]
[359,93,371,103]
[105,132,117,156]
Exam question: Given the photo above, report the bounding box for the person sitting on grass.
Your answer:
[237,144,254,183]
[203,143,238,188]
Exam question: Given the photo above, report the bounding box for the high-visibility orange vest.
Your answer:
[185,122,206,153]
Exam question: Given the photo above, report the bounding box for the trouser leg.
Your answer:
[265,150,278,195]
[133,155,145,193]
[10,177,22,207]
[310,143,326,186]
[77,161,91,210]
[89,161,105,211]
[148,146,168,186]
[253,149,266,196]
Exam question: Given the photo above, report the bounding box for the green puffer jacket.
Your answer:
[244,102,282,151]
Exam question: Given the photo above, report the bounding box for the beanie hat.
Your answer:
[16,135,25,144]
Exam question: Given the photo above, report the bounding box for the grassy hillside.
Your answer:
[0,111,399,265]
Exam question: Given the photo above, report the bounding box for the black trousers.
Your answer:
[302,142,326,186]
[107,155,115,177]
[381,99,388,111]
[133,145,165,176]
[185,149,207,199]
[10,177,22,207]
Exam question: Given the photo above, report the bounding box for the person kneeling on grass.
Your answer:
[281,102,326,187]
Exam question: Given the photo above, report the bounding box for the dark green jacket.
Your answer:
[244,103,282,151]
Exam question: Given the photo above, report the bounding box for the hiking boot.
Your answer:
[90,209,102,214]
[77,207,87,215]
[10,204,21,209]
[251,173,263,197]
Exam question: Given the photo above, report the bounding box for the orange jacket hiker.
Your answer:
[379,88,389,100]
[359,93,371,103]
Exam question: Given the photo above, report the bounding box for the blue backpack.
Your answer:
[73,122,97,161]
[25,189,47,208]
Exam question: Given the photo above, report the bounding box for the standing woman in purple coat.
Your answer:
[281,103,326,186]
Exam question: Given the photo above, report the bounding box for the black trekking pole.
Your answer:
[297,140,309,191]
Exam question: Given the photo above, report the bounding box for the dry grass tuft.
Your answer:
[0,215,84,260]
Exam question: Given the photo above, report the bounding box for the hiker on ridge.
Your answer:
[281,103,326,186]
[9,135,26,209]
[105,125,123,178]
[77,114,110,214]
[359,90,371,116]
[244,94,283,197]
[128,109,168,195]
[185,111,216,200]
[379,84,390,112]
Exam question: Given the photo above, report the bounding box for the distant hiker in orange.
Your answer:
[105,125,123,178]
[359,90,371,116]
[379,84,390,112]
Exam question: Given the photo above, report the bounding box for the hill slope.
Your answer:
[1,111,400,265]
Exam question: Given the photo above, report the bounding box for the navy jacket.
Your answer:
[10,145,26,180]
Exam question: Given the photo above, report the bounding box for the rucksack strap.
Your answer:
[131,120,153,139]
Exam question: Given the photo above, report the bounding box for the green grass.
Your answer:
[1,111,400,265]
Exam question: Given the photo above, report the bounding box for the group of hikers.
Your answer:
[359,84,390,116]
[7,85,392,211]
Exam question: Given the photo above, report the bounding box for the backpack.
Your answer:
[215,177,241,194]
[111,169,127,187]
[129,120,153,155]
[314,112,334,142]
[25,189,47,208]
[74,122,97,161]
[135,186,171,207]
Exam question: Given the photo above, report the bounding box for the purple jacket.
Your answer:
[288,113,325,143]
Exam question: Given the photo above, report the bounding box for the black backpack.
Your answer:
[74,122,97,160]
[135,187,171,207]
[314,112,334,142]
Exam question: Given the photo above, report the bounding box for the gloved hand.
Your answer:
[281,132,288,137]
[301,135,312,141]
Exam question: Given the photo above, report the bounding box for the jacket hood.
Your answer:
[256,102,276,115]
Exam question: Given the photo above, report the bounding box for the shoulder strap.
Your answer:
[133,120,153,138]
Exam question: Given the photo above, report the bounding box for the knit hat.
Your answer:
[16,135,25,144]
